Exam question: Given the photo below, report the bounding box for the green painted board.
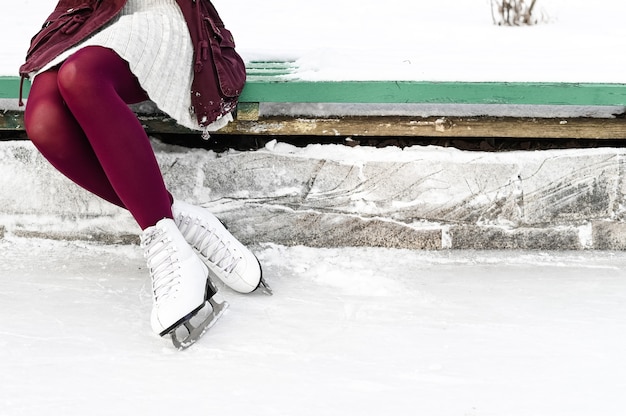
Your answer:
[0,77,29,99]
[3,74,626,107]
[239,80,626,106]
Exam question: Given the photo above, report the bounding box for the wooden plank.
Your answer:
[0,110,26,130]
[4,75,626,107]
[0,77,29,99]
[240,81,626,106]
[3,63,626,140]
[3,109,626,139]
[216,116,626,139]
[245,61,299,80]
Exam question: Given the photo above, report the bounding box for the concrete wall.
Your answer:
[2,139,626,249]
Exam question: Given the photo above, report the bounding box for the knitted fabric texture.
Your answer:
[37,0,232,131]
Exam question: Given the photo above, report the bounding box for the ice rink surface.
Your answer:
[2,236,626,416]
[4,1,626,415]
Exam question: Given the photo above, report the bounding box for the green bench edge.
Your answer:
[3,75,626,107]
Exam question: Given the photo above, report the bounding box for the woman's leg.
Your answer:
[24,46,238,343]
[24,68,126,208]
[27,46,173,229]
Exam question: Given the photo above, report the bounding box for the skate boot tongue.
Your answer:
[141,218,221,343]
[195,229,240,274]
[172,200,266,294]
[141,227,181,302]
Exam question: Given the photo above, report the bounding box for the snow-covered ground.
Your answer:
[2,236,626,416]
[5,0,626,82]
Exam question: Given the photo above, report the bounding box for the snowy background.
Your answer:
[3,1,626,416]
[4,0,626,82]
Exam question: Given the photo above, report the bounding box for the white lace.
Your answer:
[176,215,241,274]
[141,229,181,302]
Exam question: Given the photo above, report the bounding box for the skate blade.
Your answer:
[258,277,273,296]
[170,295,229,350]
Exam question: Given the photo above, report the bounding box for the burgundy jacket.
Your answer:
[20,0,246,128]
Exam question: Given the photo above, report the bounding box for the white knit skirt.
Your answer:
[37,0,232,132]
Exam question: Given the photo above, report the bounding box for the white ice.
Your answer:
[2,236,626,415]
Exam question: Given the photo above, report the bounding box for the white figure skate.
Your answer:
[141,218,228,349]
[172,200,272,295]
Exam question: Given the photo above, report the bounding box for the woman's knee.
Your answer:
[24,98,73,154]
[56,51,93,98]
[24,71,83,156]
[24,99,49,142]
[57,47,116,92]
[57,46,148,104]
[24,72,63,142]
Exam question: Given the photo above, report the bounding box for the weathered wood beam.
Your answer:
[212,116,626,139]
[0,110,25,130]
[3,110,626,139]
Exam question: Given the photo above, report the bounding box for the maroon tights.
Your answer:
[24,46,173,230]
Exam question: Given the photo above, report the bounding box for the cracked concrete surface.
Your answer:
[1,139,626,249]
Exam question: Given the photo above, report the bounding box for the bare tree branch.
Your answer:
[491,0,543,26]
